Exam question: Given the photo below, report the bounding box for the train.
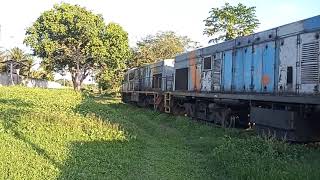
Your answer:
[121,15,320,142]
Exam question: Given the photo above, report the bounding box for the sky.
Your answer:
[0,0,319,81]
[0,0,319,52]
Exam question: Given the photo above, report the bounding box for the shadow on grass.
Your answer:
[57,140,142,179]
[56,97,146,179]
[58,96,219,179]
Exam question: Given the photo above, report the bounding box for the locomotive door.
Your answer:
[201,56,212,92]
[278,36,298,93]
[233,48,245,92]
[252,44,263,92]
[252,42,275,92]
[222,50,233,91]
[299,32,320,93]
[262,41,276,92]
[189,51,201,91]
[212,53,222,91]
[243,46,253,92]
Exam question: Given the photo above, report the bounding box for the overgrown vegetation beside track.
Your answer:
[0,86,319,179]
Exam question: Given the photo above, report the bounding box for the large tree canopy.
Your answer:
[130,31,193,68]
[96,23,131,92]
[24,3,130,91]
[204,3,260,43]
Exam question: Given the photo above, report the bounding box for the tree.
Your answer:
[0,50,7,72]
[8,47,34,77]
[96,23,131,92]
[24,3,122,91]
[130,31,194,68]
[204,3,259,43]
[30,69,54,81]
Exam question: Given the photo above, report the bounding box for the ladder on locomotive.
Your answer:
[164,92,171,113]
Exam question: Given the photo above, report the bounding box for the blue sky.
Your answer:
[0,0,319,51]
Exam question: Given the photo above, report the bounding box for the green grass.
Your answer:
[0,86,319,179]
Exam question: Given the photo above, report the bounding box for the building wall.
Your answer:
[0,73,62,89]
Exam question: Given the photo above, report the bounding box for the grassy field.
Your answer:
[0,86,319,179]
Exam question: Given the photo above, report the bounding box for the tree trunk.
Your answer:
[72,70,82,91]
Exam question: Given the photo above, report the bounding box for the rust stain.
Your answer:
[262,75,270,86]
[196,66,201,91]
[188,51,200,91]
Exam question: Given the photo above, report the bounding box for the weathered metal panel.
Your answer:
[212,52,222,91]
[233,48,244,91]
[202,40,235,56]
[243,46,253,92]
[262,41,276,92]
[278,36,298,93]
[253,29,277,43]
[175,53,188,62]
[202,45,216,56]
[303,15,320,31]
[171,91,320,105]
[252,44,263,92]
[250,107,296,130]
[299,32,320,93]
[236,35,254,48]
[201,70,212,91]
[174,59,188,69]
[222,50,233,91]
[277,21,304,37]
[200,55,212,92]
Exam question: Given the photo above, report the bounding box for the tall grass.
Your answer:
[0,86,319,179]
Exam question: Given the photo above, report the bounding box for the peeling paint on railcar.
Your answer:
[233,48,245,91]
[262,41,275,92]
[222,50,233,91]
[278,36,298,93]
[201,70,212,91]
[244,46,253,92]
[189,51,201,91]
[252,44,263,92]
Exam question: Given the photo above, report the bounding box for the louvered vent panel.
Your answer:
[301,42,319,84]
[213,58,221,84]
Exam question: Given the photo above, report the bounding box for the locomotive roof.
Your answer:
[176,15,320,61]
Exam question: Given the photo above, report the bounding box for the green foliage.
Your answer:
[30,69,54,81]
[0,51,7,72]
[204,3,260,43]
[55,79,73,87]
[130,31,193,68]
[24,3,130,91]
[0,47,34,76]
[104,23,131,70]
[96,23,131,92]
[96,69,123,93]
[8,47,34,77]
[0,86,320,179]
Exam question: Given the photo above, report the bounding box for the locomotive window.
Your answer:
[287,66,293,84]
[129,72,135,80]
[152,73,162,89]
[203,56,212,70]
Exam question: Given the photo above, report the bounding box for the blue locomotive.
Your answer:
[122,15,320,141]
